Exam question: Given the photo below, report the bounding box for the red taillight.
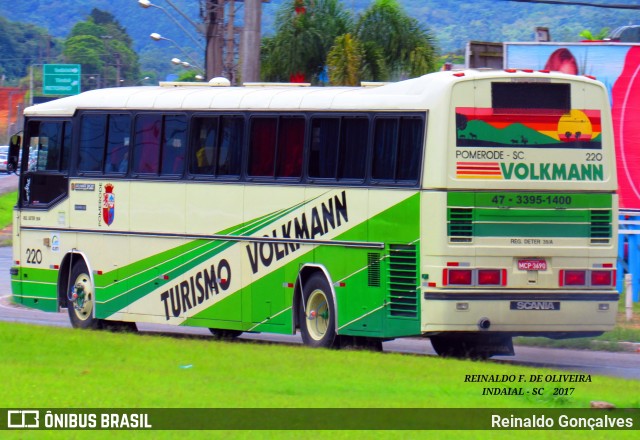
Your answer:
[591,270,613,286]
[563,270,587,286]
[560,269,614,287]
[448,269,473,285]
[478,269,501,285]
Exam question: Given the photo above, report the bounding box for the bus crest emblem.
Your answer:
[102,183,115,226]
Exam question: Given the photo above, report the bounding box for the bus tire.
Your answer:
[66,260,99,329]
[209,329,243,340]
[299,273,337,348]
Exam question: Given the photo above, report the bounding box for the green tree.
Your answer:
[355,0,437,81]
[261,0,352,82]
[261,0,437,84]
[327,33,363,86]
[579,28,610,41]
[0,16,61,84]
[63,8,140,89]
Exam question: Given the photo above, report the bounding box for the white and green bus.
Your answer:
[8,69,619,357]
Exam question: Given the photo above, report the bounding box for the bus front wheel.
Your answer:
[299,273,337,348]
[67,261,99,329]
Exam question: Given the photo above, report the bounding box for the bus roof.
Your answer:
[24,70,602,117]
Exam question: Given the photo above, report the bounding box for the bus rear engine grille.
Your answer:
[448,208,473,243]
[387,244,419,318]
[590,209,612,244]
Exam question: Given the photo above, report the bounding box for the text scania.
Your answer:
[159,258,231,320]
[501,163,604,181]
[246,191,349,274]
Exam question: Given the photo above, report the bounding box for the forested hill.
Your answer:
[2,0,637,51]
[0,0,637,68]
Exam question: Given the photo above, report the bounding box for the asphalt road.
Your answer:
[0,172,18,195]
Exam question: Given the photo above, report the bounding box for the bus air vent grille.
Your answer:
[387,244,419,318]
[368,253,381,287]
[590,209,612,242]
[448,208,473,242]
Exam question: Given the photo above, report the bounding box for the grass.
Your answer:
[7,322,639,408]
[2,322,639,439]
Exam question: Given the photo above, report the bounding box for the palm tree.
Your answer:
[356,0,437,81]
[579,28,610,41]
[261,0,438,84]
[327,33,363,86]
[261,0,352,83]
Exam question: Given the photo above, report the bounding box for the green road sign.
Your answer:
[43,64,81,95]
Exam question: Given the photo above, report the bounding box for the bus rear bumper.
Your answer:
[421,290,618,334]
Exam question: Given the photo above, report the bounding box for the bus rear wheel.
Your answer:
[299,273,337,348]
[67,261,99,329]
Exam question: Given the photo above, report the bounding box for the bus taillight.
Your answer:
[591,270,614,286]
[560,270,587,286]
[477,269,505,286]
[443,268,506,286]
[445,269,473,285]
[559,269,615,287]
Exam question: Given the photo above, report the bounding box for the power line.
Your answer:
[502,0,640,10]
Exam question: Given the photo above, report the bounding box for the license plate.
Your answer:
[518,259,547,271]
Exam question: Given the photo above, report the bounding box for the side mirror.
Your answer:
[8,134,21,173]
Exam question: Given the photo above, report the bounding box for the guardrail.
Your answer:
[618,210,640,302]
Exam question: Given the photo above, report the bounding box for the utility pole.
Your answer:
[225,0,236,84]
[241,0,262,83]
[205,0,224,79]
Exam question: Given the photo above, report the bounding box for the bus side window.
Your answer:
[249,117,276,177]
[190,117,218,175]
[104,115,131,174]
[78,115,106,172]
[396,117,423,181]
[133,115,161,174]
[161,115,187,175]
[372,117,399,180]
[372,116,423,183]
[339,117,368,180]
[217,116,243,177]
[276,116,304,178]
[309,117,339,179]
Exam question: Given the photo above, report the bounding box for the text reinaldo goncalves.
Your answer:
[464,374,634,430]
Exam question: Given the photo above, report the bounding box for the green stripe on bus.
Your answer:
[447,192,612,239]
[185,193,421,337]
[97,195,328,316]
[448,192,612,209]
[475,223,592,237]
